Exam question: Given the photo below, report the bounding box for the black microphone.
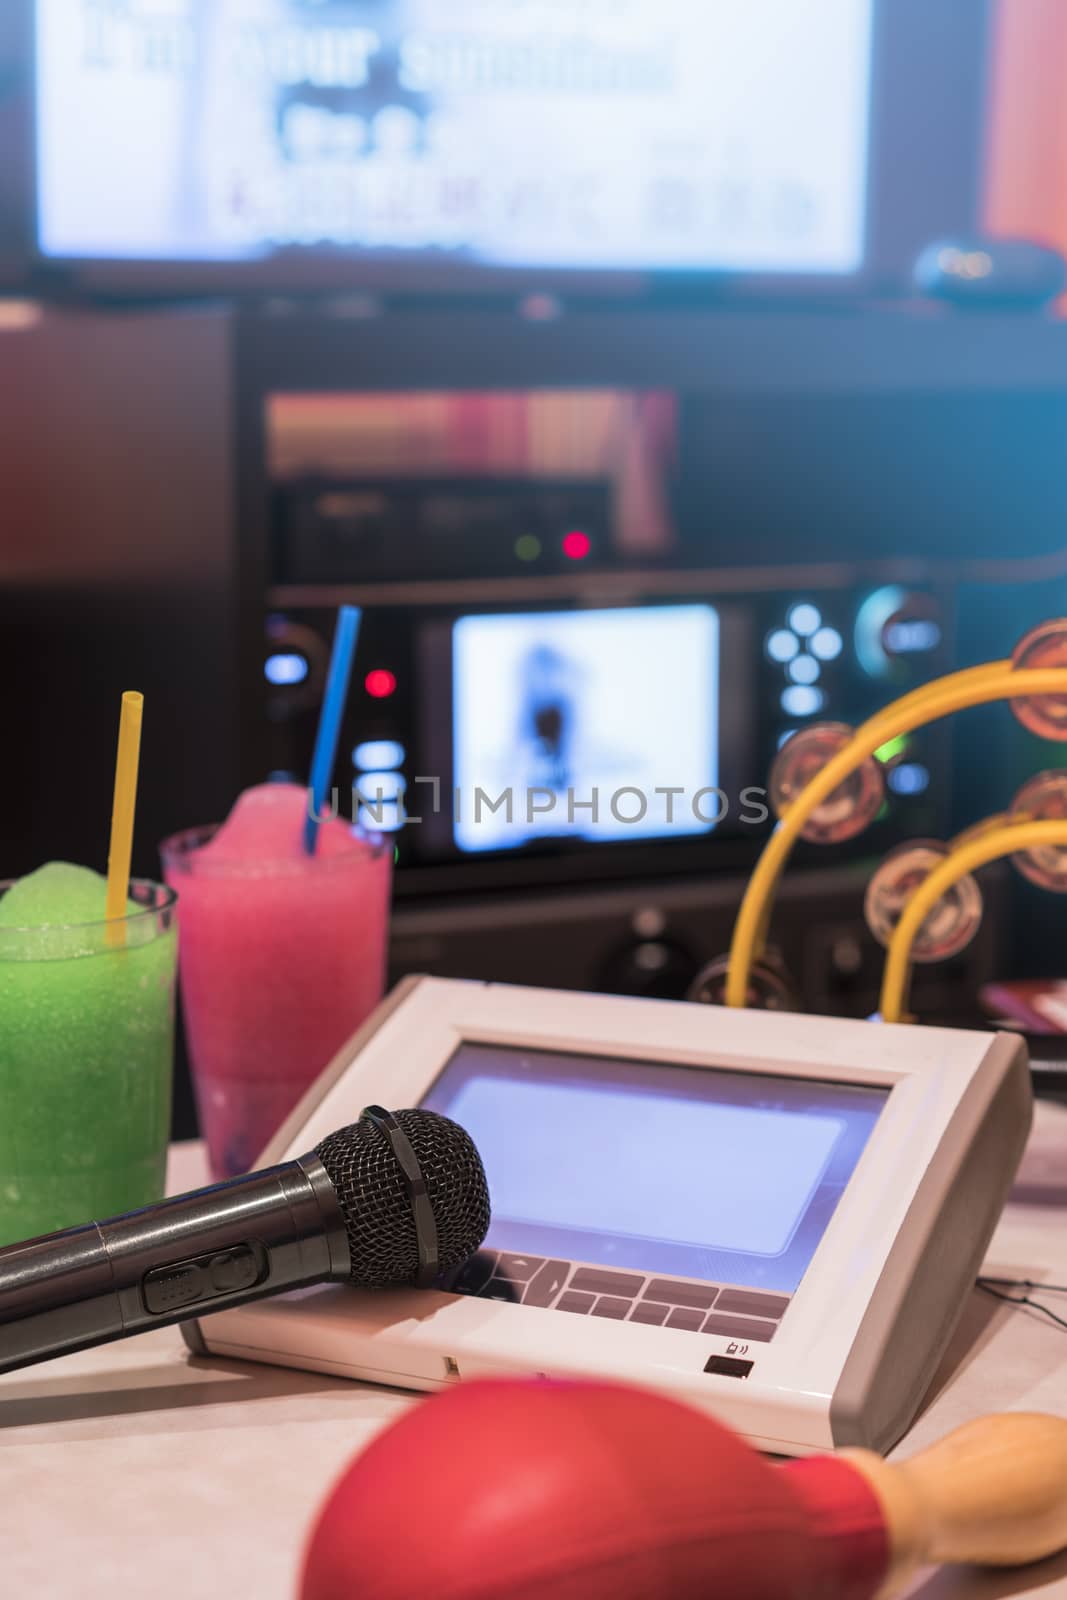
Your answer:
[0,1107,490,1376]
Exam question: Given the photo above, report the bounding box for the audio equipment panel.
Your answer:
[263,581,952,895]
[241,319,1067,1015]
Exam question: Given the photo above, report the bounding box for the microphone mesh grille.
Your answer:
[314,1109,490,1289]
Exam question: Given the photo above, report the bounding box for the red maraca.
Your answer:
[299,1378,1067,1599]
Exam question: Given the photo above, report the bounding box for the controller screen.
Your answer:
[422,1043,886,1293]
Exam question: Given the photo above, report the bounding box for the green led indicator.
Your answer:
[875,734,908,764]
[514,534,541,562]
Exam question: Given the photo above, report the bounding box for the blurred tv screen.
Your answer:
[34,0,874,275]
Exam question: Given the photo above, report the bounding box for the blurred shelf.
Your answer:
[236,303,1067,396]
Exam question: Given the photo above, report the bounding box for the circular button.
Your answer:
[1011,620,1067,742]
[766,628,799,664]
[1010,770,1067,890]
[788,604,821,638]
[687,951,797,1011]
[632,906,666,940]
[864,840,982,962]
[855,588,941,681]
[599,937,698,999]
[770,723,884,844]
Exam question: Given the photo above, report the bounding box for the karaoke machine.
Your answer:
[264,579,953,886]
[250,365,1067,1015]
[260,569,1005,1015]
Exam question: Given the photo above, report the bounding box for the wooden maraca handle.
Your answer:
[840,1413,1067,1580]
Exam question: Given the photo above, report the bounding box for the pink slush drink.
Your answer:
[161,785,391,1178]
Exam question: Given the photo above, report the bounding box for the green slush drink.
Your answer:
[0,864,178,1246]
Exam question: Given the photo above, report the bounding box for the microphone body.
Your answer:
[0,1106,491,1376]
[0,1156,349,1375]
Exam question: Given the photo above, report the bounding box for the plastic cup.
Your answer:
[161,825,390,1179]
[0,879,178,1247]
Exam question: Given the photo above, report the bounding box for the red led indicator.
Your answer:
[562,530,591,561]
[365,669,397,699]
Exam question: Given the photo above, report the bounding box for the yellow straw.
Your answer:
[105,691,144,944]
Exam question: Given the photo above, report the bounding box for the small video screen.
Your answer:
[452,604,719,854]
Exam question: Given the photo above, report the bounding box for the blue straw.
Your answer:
[304,605,361,854]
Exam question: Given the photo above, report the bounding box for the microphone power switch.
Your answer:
[209,1248,261,1294]
[142,1261,207,1313]
[142,1244,265,1315]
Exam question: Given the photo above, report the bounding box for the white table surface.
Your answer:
[3,1105,1067,1600]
